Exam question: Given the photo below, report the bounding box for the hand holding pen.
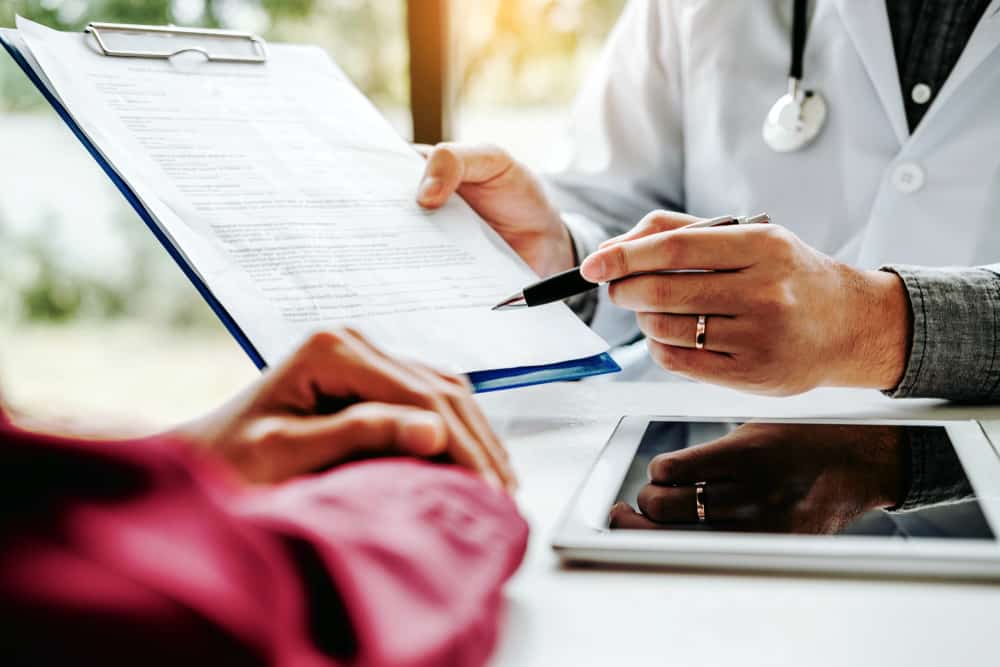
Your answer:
[416,144,911,398]
[496,209,911,397]
[493,213,771,310]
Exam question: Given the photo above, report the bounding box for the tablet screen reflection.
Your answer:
[609,422,994,540]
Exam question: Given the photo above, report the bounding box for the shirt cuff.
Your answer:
[892,426,974,512]
[562,212,609,324]
[880,265,1000,401]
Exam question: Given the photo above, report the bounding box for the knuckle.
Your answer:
[645,209,687,233]
[305,329,343,351]
[340,404,394,439]
[650,278,674,307]
[637,486,666,520]
[760,225,796,253]
[644,314,674,341]
[646,210,672,232]
[756,283,793,315]
[636,312,655,337]
[245,417,289,452]
[648,455,677,482]
[636,485,656,514]
[608,244,629,276]
[301,328,361,365]
[656,234,684,266]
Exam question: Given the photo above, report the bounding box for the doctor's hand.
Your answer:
[581,212,912,396]
[415,142,576,277]
[609,422,909,534]
[171,328,514,489]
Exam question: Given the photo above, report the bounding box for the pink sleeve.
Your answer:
[0,427,527,667]
[237,459,529,667]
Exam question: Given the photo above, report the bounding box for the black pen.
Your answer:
[492,213,770,310]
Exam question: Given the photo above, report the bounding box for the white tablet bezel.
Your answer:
[552,416,1000,580]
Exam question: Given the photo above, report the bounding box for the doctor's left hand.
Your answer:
[580,212,912,396]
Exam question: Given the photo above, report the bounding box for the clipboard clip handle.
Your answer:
[86,22,267,64]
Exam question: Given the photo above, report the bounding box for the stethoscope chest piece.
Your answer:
[762,79,827,152]
[764,0,827,153]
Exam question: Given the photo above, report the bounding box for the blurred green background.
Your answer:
[0,0,624,425]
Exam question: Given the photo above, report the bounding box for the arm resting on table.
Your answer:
[0,427,528,667]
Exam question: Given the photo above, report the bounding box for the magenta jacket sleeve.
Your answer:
[0,423,528,667]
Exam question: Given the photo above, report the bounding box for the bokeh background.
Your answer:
[0,0,625,428]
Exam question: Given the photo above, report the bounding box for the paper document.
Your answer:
[12,18,609,374]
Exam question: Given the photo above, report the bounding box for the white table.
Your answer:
[477,383,1000,667]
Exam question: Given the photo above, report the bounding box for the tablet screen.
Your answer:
[610,421,995,540]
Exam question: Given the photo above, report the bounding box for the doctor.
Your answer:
[416,0,1000,400]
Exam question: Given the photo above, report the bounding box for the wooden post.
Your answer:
[407,0,451,144]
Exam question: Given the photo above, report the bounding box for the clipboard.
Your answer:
[0,21,620,393]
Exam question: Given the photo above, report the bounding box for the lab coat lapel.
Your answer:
[832,0,909,145]
[912,0,1000,134]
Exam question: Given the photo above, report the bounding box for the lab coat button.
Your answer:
[911,83,933,105]
[892,162,925,194]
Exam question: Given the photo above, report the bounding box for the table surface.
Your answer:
[476,382,1000,667]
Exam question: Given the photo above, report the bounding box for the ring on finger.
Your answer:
[695,315,707,350]
[695,481,707,522]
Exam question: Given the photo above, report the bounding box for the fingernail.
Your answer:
[581,254,607,282]
[418,177,441,202]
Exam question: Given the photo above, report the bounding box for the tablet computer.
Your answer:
[552,417,1000,580]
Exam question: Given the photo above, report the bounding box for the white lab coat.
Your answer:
[546,0,1000,381]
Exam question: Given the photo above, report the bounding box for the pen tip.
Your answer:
[492,292,526,311]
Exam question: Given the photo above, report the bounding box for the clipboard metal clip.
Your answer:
[86,22,267,64]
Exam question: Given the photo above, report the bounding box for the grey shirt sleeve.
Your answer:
[892,426,975,512]
[881,264,1000,401]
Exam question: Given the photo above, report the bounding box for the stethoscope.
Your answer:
[762,0,828,152]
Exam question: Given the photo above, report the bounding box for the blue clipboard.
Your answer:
[1,27,620,392]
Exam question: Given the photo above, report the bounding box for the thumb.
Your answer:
[416,143,513,210]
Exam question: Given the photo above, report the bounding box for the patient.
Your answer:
[0,328,526,667]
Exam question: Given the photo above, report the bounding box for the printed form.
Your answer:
[15,18,608,372]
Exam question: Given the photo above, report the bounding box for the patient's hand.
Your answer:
[171,328,514,489]
[609,423,907,534]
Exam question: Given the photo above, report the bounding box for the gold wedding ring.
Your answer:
[695,315,707,350]
[695,481,707,522]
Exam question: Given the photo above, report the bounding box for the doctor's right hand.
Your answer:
[609,422,908,534]
[415,142,576,278]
